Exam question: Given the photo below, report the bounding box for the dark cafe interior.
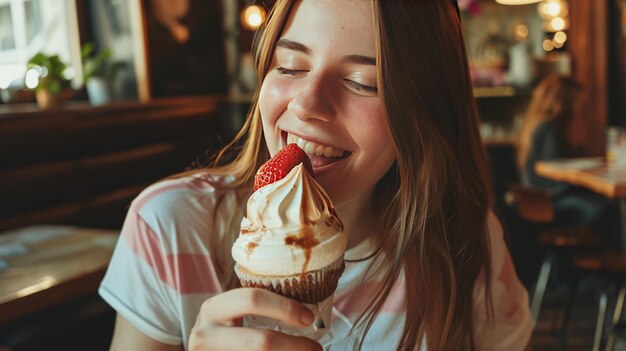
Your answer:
[0,0,626,350]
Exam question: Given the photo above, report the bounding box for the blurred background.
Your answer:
[0,0,625,350]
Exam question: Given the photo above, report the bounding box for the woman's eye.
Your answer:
[275,66,306,76]
[343,79,378,95]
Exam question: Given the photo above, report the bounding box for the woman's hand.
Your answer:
[189,288,323,351]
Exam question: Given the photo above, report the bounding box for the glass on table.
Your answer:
[606,127,626,170]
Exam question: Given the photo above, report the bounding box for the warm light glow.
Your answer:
[248,13,262,27]
[550,17,566,31]
[546,2,561,16]
[496,0,542,4]
[553,39,564,48]
[14,276,57,299]
[543,38,555,51]
[515,24,529,41]
[554,31,567,44]
[241,4,267,30]
[539,0,568,19]
[25,68,41,89]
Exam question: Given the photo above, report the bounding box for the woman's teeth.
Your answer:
[287,133,346,158]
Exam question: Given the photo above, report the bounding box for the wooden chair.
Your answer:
[614,321,626,344]
[572,252,626,351]
[508,184,603,349]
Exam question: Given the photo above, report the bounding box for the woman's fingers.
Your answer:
[190,288,322,351]
[201,288,315,328]
[194,325,322,351]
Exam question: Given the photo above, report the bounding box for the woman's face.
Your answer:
[259,0,396,206]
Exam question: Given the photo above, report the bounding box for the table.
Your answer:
[535,157,626,247]
[0,226,118,324]
[536,158,626,350]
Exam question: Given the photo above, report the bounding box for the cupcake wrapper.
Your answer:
[235,256,345,304]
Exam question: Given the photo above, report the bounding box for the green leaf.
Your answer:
[26,52,71,93]
[48,79,61,96]
[80,43,125,83]
[81,42,95,60]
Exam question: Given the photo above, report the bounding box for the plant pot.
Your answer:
[36,90,64,109]
[86,77,112,106]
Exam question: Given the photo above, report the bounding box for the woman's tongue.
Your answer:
[309,154,341,168]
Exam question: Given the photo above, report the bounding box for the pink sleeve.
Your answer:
[100,176,238,348]
[99,207,184,345]
[473,212,533,351]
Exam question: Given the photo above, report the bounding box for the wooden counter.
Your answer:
[0,226,118,324]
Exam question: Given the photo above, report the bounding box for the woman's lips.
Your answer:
[282,131,350,155]
[280,130,350,172]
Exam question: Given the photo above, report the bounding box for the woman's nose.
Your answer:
[287,75,335,122]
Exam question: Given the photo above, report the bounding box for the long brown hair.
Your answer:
[516,73,581,170]
[193,1,493,349]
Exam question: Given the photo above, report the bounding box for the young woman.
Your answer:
[100,1,532,350]
[517,73,580,194]
[517,74,616,232]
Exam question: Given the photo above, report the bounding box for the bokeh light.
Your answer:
[554,31,567,44]
[241,4,267,30]
[515,24,529,41]
[550,17,566,31]
[25,68,41,89]
[543,38,555,52]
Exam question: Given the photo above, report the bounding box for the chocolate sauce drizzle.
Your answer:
[285,227,319,273]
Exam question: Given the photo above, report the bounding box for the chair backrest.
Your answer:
[509,184,555,224]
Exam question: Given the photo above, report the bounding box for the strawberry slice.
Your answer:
[254,144,313,191]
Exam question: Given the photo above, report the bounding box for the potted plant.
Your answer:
[27,53,72,109]
[81,42,125,105]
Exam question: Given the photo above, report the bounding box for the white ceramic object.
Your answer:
[86,77,112,106]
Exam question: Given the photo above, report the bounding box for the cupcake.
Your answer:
[231,144,346,335]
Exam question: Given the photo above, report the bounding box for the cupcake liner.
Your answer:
[235,256,345,304]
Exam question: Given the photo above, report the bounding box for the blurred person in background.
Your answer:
[517,73,618,238]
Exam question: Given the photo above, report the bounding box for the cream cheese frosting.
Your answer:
[231,164,346,276]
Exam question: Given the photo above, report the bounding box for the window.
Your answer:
[0,0,80,90]
[0,3,16,51]
[24,0,42,44]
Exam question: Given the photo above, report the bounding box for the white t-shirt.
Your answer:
[99,173,532,350]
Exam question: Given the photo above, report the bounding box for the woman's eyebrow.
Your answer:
[276,39,311,54]
[341,55,376,66]
[275,39,376,65]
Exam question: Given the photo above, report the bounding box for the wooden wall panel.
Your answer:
[0,96,246,232]
[568,0,609,155]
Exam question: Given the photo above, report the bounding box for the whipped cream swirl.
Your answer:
[232,164,345,275]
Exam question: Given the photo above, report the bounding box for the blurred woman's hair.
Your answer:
[191,1,493,349]
[517,73,582,170]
